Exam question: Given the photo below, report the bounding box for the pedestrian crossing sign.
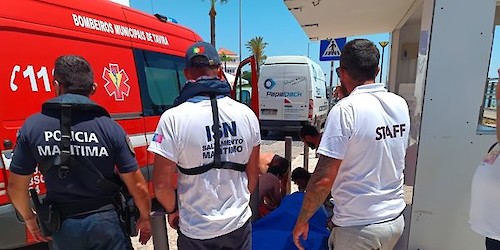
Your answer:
[319,37,346,61]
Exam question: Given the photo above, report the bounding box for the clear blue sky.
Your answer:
[490,26,500,78]
[129,0,499,81]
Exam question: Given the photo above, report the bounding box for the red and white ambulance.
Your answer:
[0,0,257,248]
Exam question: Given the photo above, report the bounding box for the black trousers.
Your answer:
[177,220,252,250]
[486,237,500,250]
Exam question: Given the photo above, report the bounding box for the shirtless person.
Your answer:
[258,153,289,216]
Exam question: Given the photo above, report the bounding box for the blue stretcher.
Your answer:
[252,192,330,250]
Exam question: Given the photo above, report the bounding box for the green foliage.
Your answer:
[220,52,231,62]
[210,0,229,6]
[245,36,268,72]
[242,71,252,83]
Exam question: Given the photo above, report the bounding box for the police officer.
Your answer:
[293,39,410,250]
[8,55,151,249]
[150,42,261,250]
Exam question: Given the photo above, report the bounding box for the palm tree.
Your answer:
[246,36,268,72]
[220,52,231,72]
[207,0,229,48]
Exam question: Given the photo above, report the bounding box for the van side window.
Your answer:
[134,49,186,116]
[312,65,327,98]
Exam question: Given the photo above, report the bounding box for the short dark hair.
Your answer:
[340,39,380,82]
[291,167,310,182]
[268,155,289,177]
[186,63,220,78]
[54,55,94,95]
[299,125,319,139]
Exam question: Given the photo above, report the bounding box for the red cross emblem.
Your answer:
[102,64,130,101]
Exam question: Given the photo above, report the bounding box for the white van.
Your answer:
[258,56,329,133]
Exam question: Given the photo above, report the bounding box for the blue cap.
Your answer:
[185,42,221,68]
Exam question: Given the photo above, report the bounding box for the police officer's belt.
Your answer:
[176,94,247,175]
[56,197,118,219]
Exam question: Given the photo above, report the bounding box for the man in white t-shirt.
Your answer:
[149,42,261,250]
[293,39,410,250]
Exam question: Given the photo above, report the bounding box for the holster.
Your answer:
[117,193,139,237]
[29,189,61,237]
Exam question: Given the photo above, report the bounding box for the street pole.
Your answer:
[238,0,242,90]
[285,136,292,195]
[329,61,334,107]
[379,41,389,83]
[239,0,242,63]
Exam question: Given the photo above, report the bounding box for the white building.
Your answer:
[218,48,240,75]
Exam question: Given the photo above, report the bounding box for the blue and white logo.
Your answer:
[264,79,276,89]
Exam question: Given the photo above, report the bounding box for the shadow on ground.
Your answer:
[261,130,301,141]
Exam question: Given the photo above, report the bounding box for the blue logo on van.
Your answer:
[264,79,276,90]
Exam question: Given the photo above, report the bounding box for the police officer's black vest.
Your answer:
[39,94,121,191]
[173,79,247,175]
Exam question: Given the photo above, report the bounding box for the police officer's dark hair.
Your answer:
[299,125,319,139]
[54,55,94,96]
[268,155,289,178]
[340,39,380,82]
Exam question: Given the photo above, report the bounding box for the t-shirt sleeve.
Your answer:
[147,113,178,163]
[10,124,37,175]
[317,104,353,160]
[112,122,138,173]
[248,110,261,147]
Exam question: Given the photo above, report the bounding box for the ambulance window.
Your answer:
[134,49,186,116]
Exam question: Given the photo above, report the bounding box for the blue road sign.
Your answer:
[319,37,347,61]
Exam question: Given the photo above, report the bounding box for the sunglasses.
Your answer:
[335,67,341,78]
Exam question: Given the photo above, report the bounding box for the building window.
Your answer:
[480,24,500,129]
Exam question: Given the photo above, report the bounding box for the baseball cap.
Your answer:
[185,41,221,68]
